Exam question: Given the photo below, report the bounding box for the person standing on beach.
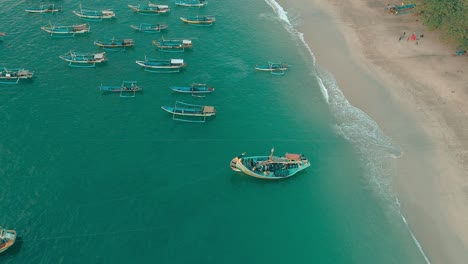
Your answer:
[399,32,406,41]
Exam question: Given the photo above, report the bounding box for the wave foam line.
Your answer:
[263,0,429,263]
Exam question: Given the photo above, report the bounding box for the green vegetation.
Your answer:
[415,0,468,48]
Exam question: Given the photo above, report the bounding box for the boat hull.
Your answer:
[180,16,215,25]
[0,229,16,253]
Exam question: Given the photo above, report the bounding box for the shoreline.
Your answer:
[276,0,468,263]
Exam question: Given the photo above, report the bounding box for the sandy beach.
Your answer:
[277,0,468,263]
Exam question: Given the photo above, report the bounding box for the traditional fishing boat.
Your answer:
[385,3,417,15]
[94,38,135,50]
[135,57,185,73]
[128,4,170,14]
[100,81,142,97]
[230,148,311,180]
[170,83,214,95]
[73,5,115,20]
[25,3,62,13]
[40,23,90,37]
[152,38,193,52]
[174,0,208,7]
[0,32,5,37]
[180,15,215,25]
[130,23,168,33]
[161,101,216,122]
[255,62,288,75]
[0,227,16,253]
[59,51,107,67]
[0,67,34,84]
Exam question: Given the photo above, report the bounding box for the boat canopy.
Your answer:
[182,40,192,44]
[203,106,215,113]
[171,59,184,64]
[94,53,105,59]
[285,153,301,160]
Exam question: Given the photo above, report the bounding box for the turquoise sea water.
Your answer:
[1,0,428,263]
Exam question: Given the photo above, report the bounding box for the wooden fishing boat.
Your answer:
[25,4,62,13]
[385,3,416,15]
[255,62,288,75]
[180,15,215,25]
[174,0,207,7]
[230,148,310,180]
[128,4,170,14]
[170,83,214,95]
[130,23,168,33]
[94,38,135,50]
[161,101,216,122]
[0,67,34,84]
[73,5,115,20]
[0,228,16,253]
[41,23,90,37]
[100,81,142,97]
[59,51,107,67]
[152,38,193,52]
[135,57,185,73]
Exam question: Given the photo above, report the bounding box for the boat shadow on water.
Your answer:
[0,236,23,259]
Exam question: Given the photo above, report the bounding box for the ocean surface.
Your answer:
[0,0,427,263]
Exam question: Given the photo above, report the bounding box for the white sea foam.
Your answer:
[263,0,429,262]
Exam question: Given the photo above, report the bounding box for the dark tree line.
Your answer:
[414,0,468,48]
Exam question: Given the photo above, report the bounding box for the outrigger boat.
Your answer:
[175,0,208,7]
[180,15,215,25]
[161,101,216,122]
[59,51,107,67]
[170,83,214,96]
[100,81,142,98]
[152,37,193,52]
[255,62,288,75]
[230,148,311,180]
[25,4,62,13]
[130,23,168,33]
[41,23,90,37]
[72,5,115,20]
[0,67,34,84]
[135,57,185,73]
[128,4,170,15]
[0,227,16,253]
[94,38,135,51]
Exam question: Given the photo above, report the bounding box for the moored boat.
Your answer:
[0,227,16,253]
[100,81,142,97]
[59,51,107,67]
[94,38,135,50]
[40,23,90,37]
[0,67,34,84]
[174,0,207,7]
[130,23,168,33]
[255,62,288,75]
[385,3,417,15]
[152,38,193,52]
[230,148,310,179]
[161,101,216,122]
[73,5,115,20]
[128,4,170,14]
[135,57,185,73]
[180,15,215,25]
[25,4,62,13]
[170,83,214,94]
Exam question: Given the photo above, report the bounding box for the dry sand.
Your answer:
[276,0,468,263]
